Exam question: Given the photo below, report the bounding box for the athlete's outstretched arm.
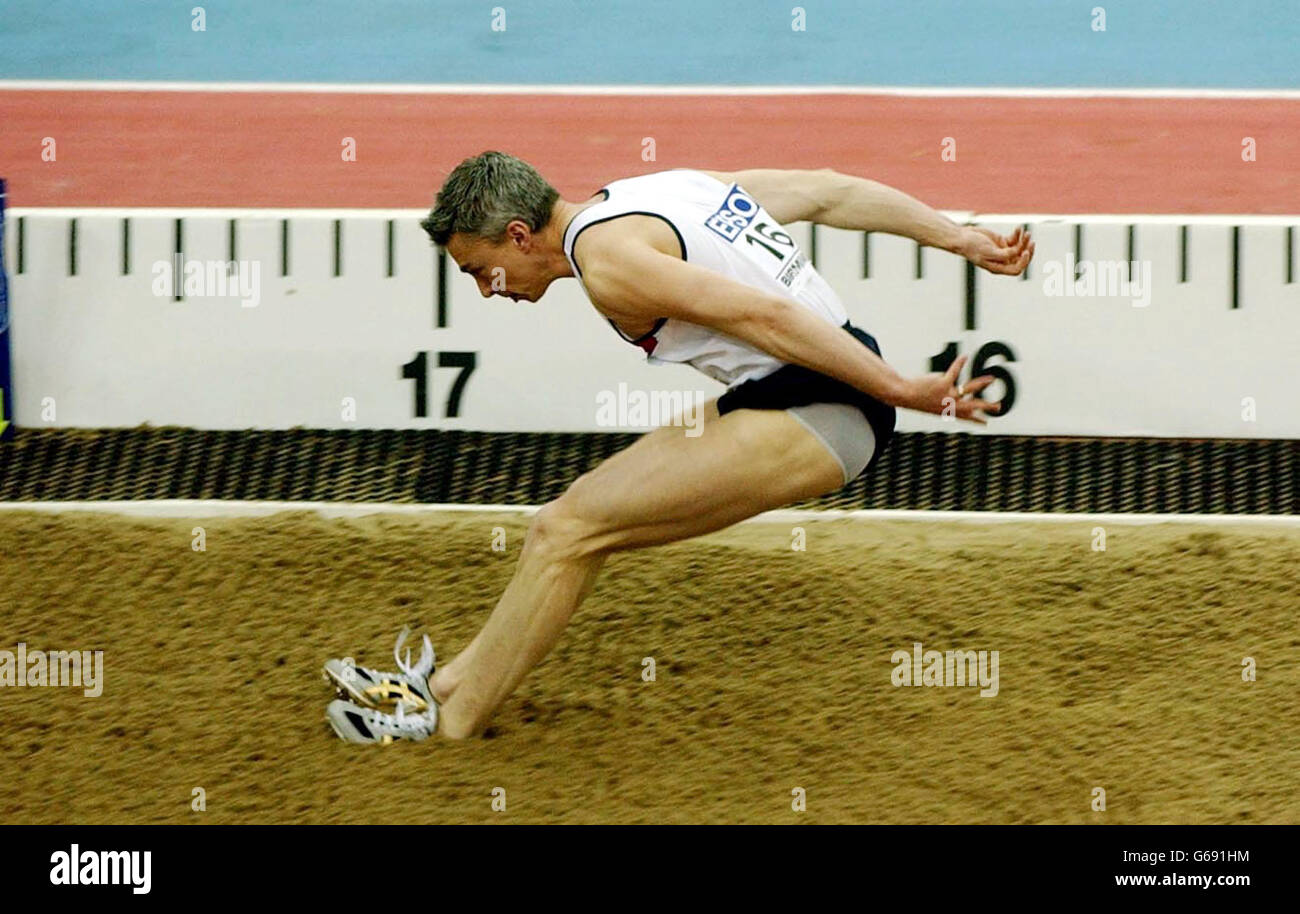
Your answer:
[576,224,1000,424]
[703,168,1033,276]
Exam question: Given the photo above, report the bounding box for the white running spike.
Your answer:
[392,627,436,679]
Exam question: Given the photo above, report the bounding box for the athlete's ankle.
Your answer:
[436,706,479,740]
[430,669,458,704]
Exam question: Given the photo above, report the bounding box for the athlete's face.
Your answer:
[447,223,551,303]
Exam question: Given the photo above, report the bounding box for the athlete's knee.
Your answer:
[524,496,602,561]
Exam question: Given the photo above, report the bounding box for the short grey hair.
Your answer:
[420,151,559,246]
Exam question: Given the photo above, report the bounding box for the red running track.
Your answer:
[1,90,1297,213]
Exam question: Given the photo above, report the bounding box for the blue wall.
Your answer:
[1,0,1296,87]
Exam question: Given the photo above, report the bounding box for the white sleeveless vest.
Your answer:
[561,169,849,387]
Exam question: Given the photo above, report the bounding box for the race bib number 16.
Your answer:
[705,184,808,290]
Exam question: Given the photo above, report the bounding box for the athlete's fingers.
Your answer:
[945,354,968,385]
[993,238,1027,263]
[975,226,1008,249]
[959,398,1001,422]
[994,243,1031,276]
[961,374,997,395]
[969,227,1031,273]
[967,397,1003,416]
[995,242,1029,275]
[987,234,1016,256]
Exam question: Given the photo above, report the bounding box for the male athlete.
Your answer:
[323,151,1033,743]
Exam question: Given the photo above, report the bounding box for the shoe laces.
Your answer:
[380,700,432,734]
[392,626,436,681]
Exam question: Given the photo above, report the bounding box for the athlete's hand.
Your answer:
[956,225,1034,276]
[899,355,1002,424]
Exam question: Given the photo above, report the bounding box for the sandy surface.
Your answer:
[1,510,1296,824]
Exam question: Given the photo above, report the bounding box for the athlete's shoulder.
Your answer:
[573,212,681,267]
[606,168,728,193]
[570,175,701,258]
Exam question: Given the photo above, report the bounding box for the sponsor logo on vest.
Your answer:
[705,185,760,242]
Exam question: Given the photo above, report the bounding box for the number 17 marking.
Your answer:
[400,350,478,418]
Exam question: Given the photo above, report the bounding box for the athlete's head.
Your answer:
[422,151,561,302]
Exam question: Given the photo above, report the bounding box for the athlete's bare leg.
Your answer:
[431,400,845,737]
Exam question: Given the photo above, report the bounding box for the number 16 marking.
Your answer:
[929,340,1018,414]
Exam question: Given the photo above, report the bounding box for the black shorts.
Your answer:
[715,322,897,473]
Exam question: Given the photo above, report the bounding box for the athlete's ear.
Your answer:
[504,219,531,249]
